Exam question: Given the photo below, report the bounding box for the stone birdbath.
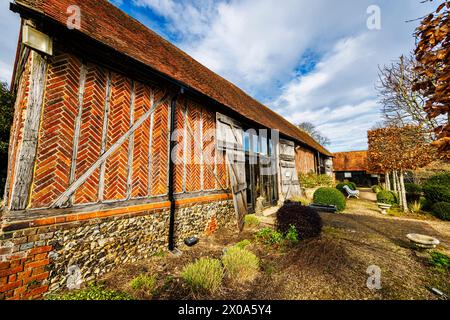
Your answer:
[407,233,440,249]
[377,202,392,215]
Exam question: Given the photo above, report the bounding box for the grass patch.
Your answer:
[429,252,450,273]
[235,239,252,249]
[182,258,223,293]
[222,247,259,284]
[46,283,133,300]
[244,215,260,228]
[130,274,157,293]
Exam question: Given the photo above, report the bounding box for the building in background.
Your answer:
[333,151,380,187]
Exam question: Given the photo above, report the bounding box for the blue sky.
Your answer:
[0,0,437,152]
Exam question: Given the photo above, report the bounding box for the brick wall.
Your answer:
[2,45,235,300]
[6,48,228,210]
[0,195,234,300]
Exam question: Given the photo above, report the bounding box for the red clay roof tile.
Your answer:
[14,0,332,156]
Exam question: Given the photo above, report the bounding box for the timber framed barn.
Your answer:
[0,0,332,299]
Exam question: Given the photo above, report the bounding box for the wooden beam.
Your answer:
[68,62,88,205]
[9,51,48,210]
[98,71,112,202]
[52,92,170,208]
[126,81,136,200]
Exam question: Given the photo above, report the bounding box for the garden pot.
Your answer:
[377,203,392,215]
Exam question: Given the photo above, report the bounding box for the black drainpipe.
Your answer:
[168,88,183,251]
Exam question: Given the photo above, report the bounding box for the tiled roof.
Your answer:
[333,151,369,172]
[13,0,332,156]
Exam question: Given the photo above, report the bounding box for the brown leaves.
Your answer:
[413,0,450,159]
[368,126,436,172]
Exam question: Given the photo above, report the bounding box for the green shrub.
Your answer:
[182,258,223,293]
[222,247,259,283]
[244,215,260,228]
[429,251,450,272]
[431,202,450,221]
[46,283,133,300]
[405,183,422,194]
[130,274,157,292]
[377,190,398,205]
[255,228,284,245]
[372,185,383,194]
[299,173,333,188]
[420,196,432,211]
[313,187,346,212]
[276,202,322,240]
[423,173,450,204]
[234,239,251,249]
[284,225,299,245]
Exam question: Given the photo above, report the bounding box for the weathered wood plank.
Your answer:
[98,71,112,201]
[68,62,88,205]
[9,51,48,210]
[126,81,136,200]
[52,92,170,208]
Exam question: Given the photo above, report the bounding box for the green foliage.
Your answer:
[130,274,157,293]
[0,82,14,196]
[244,215,260,228]
[431,202,450,221]
[234,239,251,249]
[420,196,432,211]
[372,185,383,194]
[222,247,259,283]
[405,183,422,194]
[46,283,133,300]
[299,173,333,188]
[313,187,346,212]
[429,252,450,272]
[423,173,450,205]
[408,201,422,213]
[377,190,398,205]
[284,225,299,246]
[255,228,284,245]
[289,196,311,206]
[182,258,223,293]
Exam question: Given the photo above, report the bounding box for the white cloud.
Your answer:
[0,1,20,85]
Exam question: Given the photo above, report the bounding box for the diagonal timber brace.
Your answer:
[52,93,170,208]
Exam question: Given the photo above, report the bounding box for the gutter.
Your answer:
[168,87,184,251]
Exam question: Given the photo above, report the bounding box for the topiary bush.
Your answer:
[313,187,346,212]
[182,258,223,293]
[276,202,323,239]
[376,190,398,205]
[431,202,450,221]
[423,173,450,204]
[222,247,259,284]
[336,182,357,194]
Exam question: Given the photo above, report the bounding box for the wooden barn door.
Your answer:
[217,113,247,231]
[279,139,301,199]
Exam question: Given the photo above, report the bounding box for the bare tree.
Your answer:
[297,122,331,146]
[376,55,443,140]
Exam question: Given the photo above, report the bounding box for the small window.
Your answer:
[344,172,352,178]
[244,132,250,152]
